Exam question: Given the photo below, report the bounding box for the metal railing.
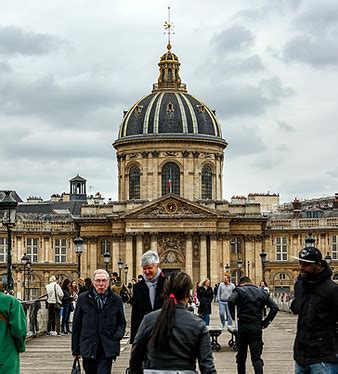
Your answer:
[20,296,48,339]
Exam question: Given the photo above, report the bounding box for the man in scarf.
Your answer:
[72,269,126,374]
[130,250,166,344]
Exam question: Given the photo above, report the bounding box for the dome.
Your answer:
[118,92,222,138]
[116,44,224,143]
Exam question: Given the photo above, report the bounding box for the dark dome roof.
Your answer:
[118,92,222,139]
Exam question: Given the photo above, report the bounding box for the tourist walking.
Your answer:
[45,275,63,336]
[130,250,166,344]
[0,291,27,374]
[228,276,278,374]
[216,274,235,329]
[129,271,216,373]
[291,246,338,373]
[72,269,126,374]
[61,278,73,334]
[197,278,213,326]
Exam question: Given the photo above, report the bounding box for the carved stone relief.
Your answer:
[158,233,186,256]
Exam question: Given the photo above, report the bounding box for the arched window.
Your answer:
[129,166,140,199]
[201,165,212,199]
[162,162,180,195]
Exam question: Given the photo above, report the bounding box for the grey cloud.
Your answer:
[203,77,292,119]
[223,124,267,158]
[283,35,338,67]
[0,60,11,73]
[210,25,255,53]
[0,26,61,55]
[251,157,282,169]
[277,120,294,132]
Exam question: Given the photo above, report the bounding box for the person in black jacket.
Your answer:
[129,271,216,374]
[71,269,126,374]
[228,276,278,374]
[61,278,73,334]
[130,250,166,344]
[291,246,338,374]
[197,278,214,326]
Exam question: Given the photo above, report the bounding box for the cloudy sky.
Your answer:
[1,0,337,203]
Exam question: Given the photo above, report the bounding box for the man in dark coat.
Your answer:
[130,250,166,344]
[228,276,278,374]
[291,246,338,373]
[72,269,126,374]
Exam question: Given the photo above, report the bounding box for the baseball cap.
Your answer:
[293,247,322,264]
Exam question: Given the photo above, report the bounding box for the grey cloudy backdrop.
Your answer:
[1,0,337,203]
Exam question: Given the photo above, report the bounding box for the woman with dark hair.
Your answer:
[129,271,216,373]
[61,278,73,334]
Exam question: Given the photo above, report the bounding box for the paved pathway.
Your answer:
[21,306,297,373]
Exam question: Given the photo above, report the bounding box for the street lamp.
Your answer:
[118,259,123,278]
[260,249,268,282]
[21,253,30,300]
[224,263,230,274]
[73,235,84,277]
[237,259,242,285]
[0,191,18,292]
[124,264,129,284]
[305,233,315,247]
[103,252,111,272]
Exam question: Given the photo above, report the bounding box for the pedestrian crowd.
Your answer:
[0,244,337,374]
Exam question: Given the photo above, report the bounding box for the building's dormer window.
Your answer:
[166,102,174,113]
[197,105,205,113]
[305,210,322,218]
[135,105,143,114]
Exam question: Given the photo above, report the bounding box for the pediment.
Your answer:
[122,194,219,219]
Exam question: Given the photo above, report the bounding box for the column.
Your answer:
[210,233,218,285]
[185,234,193,277]
[150,233,158,252]
[222,235,231,273]
[200,234,207,280]
[111,235,121,273]
[136,234,143,275]
[125,234,133,282]
[89,239,98,276]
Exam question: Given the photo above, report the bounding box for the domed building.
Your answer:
[78,42,266,285]
[113,43,227,202]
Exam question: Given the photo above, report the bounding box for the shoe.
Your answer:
[46,332,51,336]
[57,333,61,336]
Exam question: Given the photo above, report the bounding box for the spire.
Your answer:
[152,7,187,93]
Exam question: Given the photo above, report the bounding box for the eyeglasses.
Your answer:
[94,279,109,284]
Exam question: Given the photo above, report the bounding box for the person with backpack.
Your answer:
[112,277,131,304]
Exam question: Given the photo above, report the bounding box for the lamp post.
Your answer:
[73,235,84,277]
[224,263,230,274]
[259,249,267,282]
[21,253,30,300]
[118,259,123,278]
[124,264,129,284]
[0,191,18,292]
[103,252,111,272]
[237,259,242,285]
[305,232,315,247]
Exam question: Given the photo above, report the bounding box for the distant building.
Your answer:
[247,193,280,214]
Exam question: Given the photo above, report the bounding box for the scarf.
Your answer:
[144,268,161,309]
[93,288,109,310]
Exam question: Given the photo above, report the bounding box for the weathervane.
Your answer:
[163,5,174,48]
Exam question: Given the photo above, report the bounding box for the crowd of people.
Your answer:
[1,244,337,374]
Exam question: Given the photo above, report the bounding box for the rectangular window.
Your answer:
[333,236,337,260]
[231,238,241,254]
[276,237,288,261]
[100,239,111,255]
[0,237,7,262]
[55,239,67,263]
[27,238,39,263]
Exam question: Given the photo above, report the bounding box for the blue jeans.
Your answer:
[201,314,210,326]
[295,362,338,374]
[219,301,232,326]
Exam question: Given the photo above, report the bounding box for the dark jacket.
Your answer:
[228,284,278,326]
[129,304,216,374]
[61,287,72,306]
[291,262,338,366]
[197,286,213,316]
[130,274,166,344]
[71,288,126,359]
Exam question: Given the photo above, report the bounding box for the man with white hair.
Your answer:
[72,269,126,374]
[130,250,166,343]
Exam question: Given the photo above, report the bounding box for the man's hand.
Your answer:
[73,354,81,359]
[262,320,270,329]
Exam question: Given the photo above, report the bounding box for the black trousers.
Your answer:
[82,341,115,374]
[236,322,264,374]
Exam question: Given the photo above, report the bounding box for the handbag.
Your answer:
[71,357,81,374]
